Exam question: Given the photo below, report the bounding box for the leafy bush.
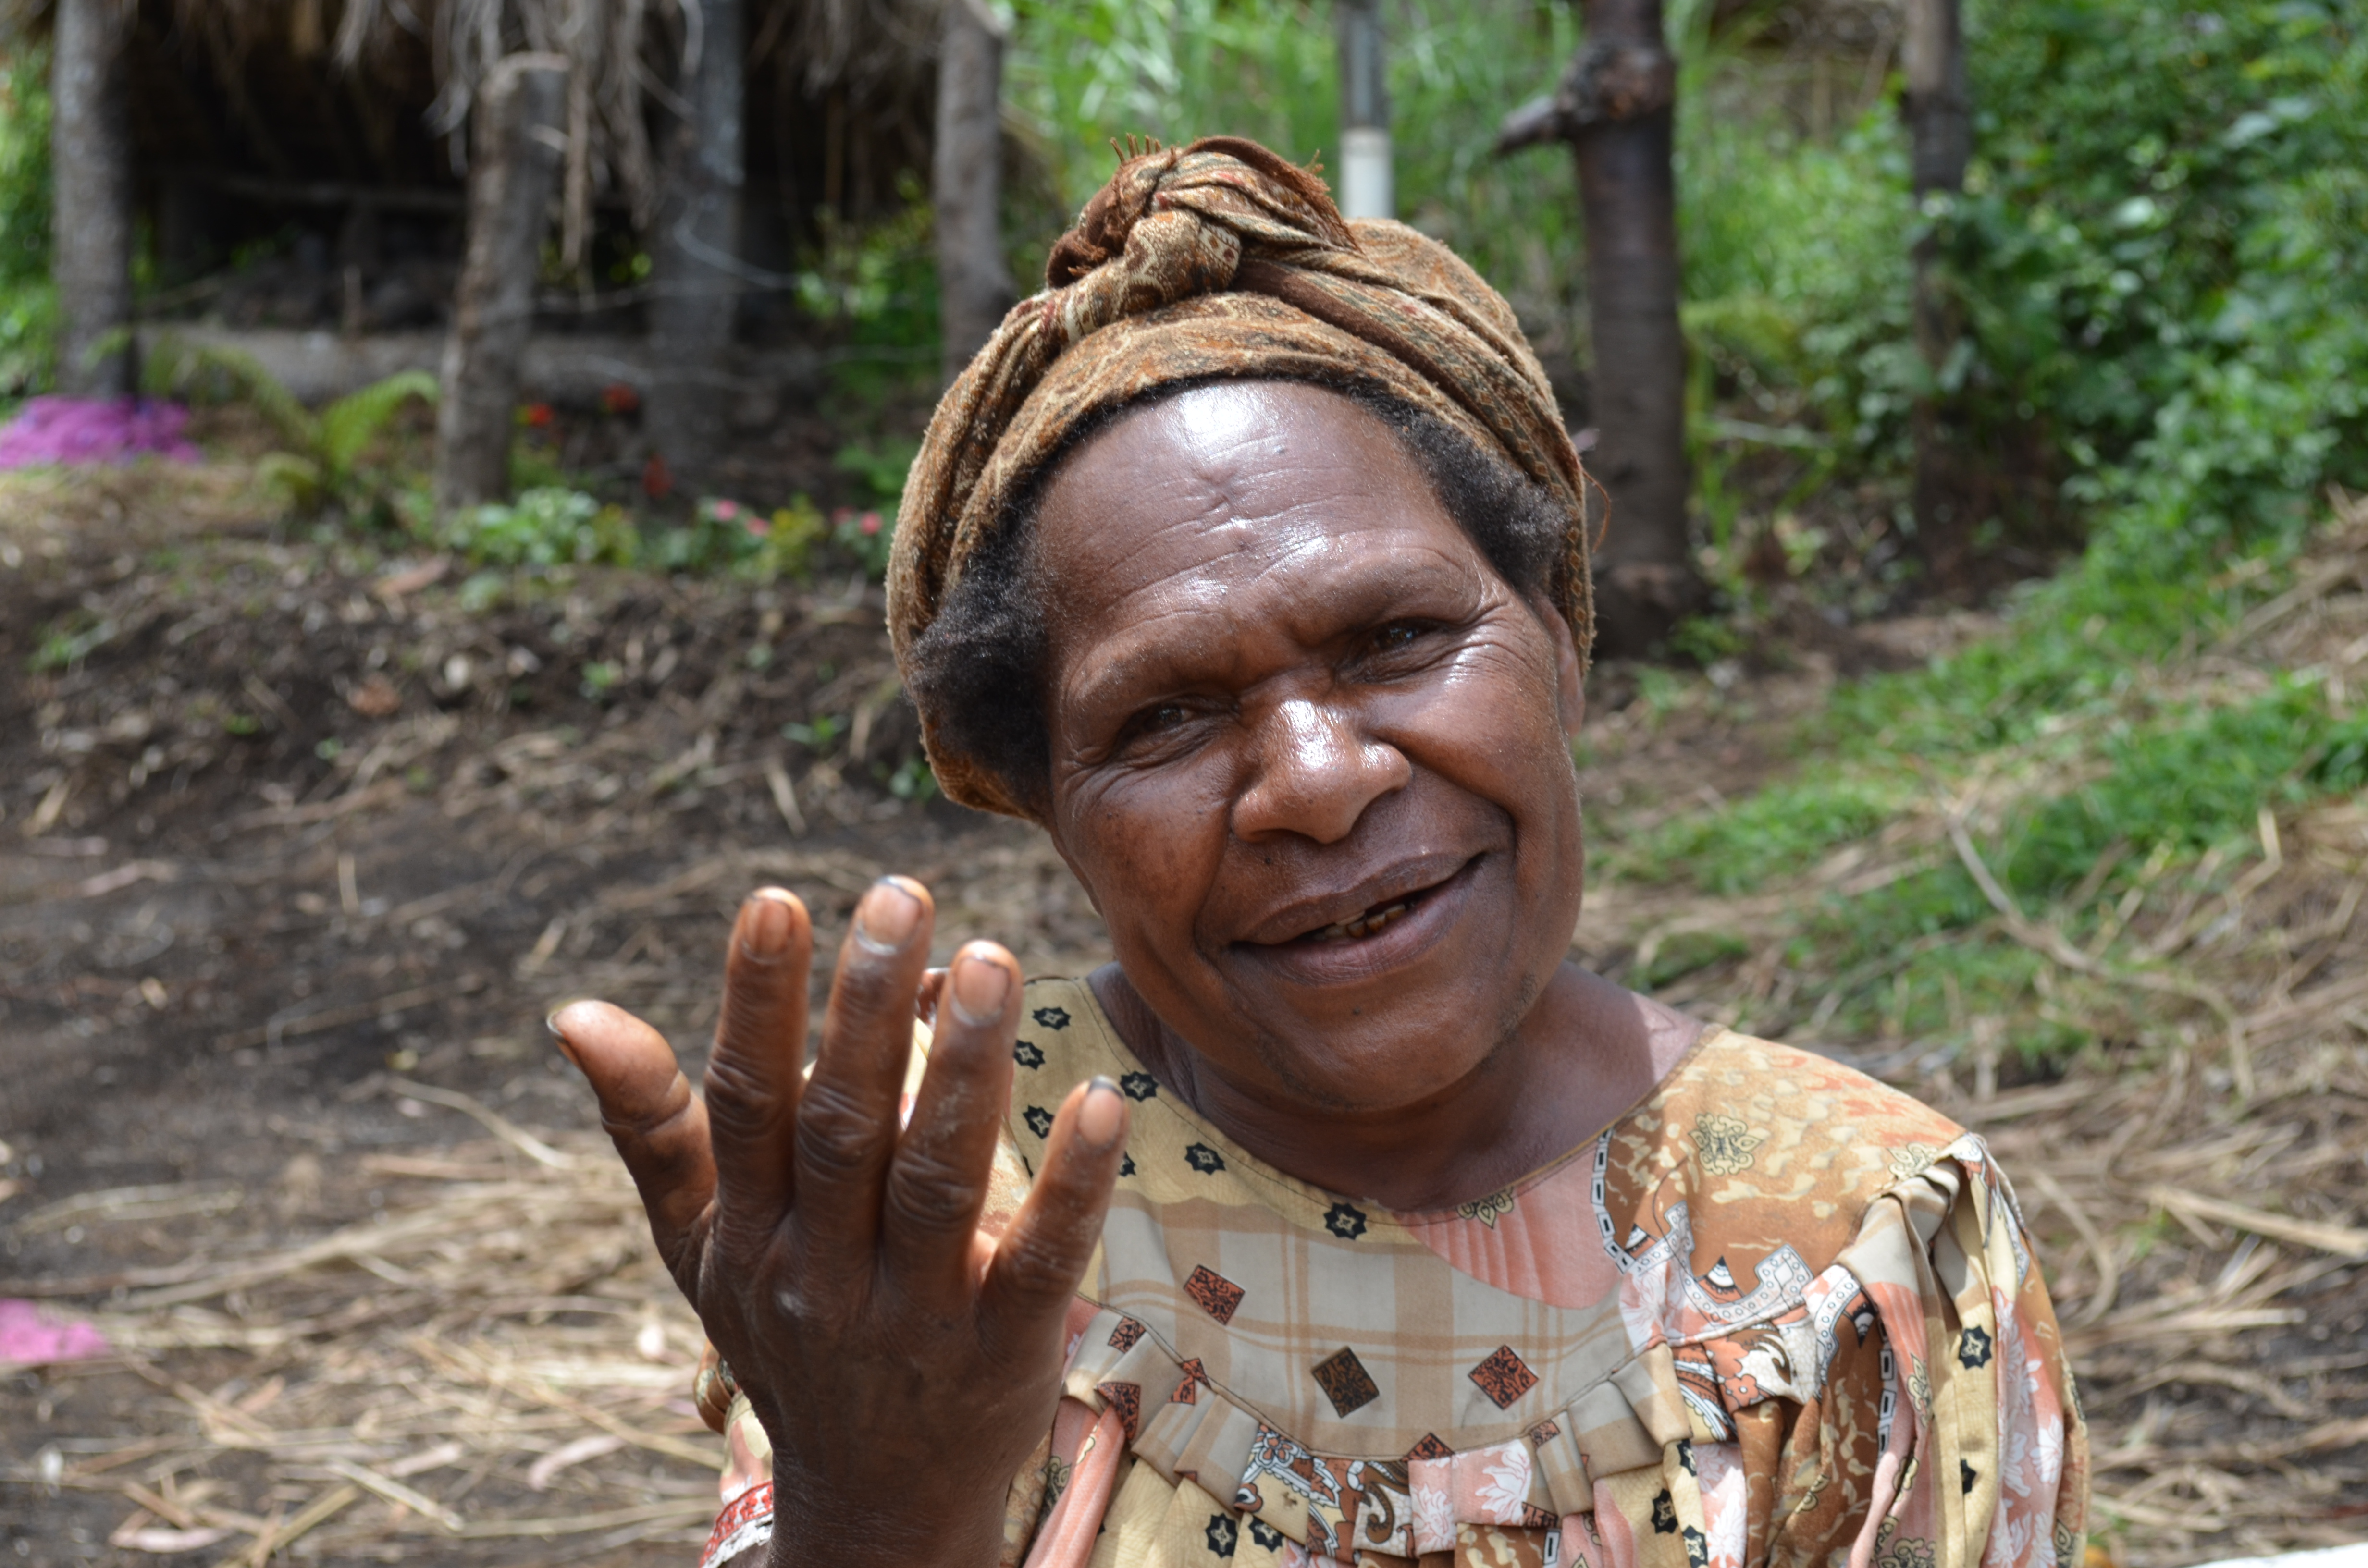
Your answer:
[1951,0,2368,574]
[441,487,638,568]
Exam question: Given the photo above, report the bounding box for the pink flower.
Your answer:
[713,500,741,521]
[859,511,883,536]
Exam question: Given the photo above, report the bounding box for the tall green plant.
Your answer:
[0,42,54,395]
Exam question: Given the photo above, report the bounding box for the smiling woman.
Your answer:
[545,140,2089,1568]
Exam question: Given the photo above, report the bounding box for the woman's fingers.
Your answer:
[882,942,1024,1299]
[978,1077,1129,1361]
[549,998,717,1286]
[793,878,937,1282]
[701,888,815,1264]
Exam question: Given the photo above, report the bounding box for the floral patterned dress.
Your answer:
[697,977,2088,1568]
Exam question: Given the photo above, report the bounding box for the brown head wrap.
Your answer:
[885,136,1593,819]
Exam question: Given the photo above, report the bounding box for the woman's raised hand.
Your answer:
[547,880,1130,1568]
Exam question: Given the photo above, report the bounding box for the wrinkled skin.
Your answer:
[551,382,1698,1567]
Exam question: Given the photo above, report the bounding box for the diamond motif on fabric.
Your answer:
[1468,1344,1539,1409]
[1032,1006,1070,1030]
[1309,1346,1380,1417]
[1107,1317,1145,1352]
[1022,1105,1053,1138]
[1322,1200,1368,1239]
[1184,1141,1226,1174]
[1097,1380,1142,1439]
[1184,1266,1245,1324]
[1957,1325,1993,1369]
[1013,1039,1044,1069]
[1121,1153,1136,1177]
[1119,1071,1159,1100]
[1204,1514,1238,1557]
[1171,1357,1210,1404]
[1527,1418,1561,1444]
[1247,1518,1284,1550]
[1404,1432,1453,1462]
[1651,1489,1677,1533]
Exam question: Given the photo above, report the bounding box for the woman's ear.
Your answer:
[1528,592,1588,740]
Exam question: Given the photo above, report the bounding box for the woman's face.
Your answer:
[1036,381,1587,1113]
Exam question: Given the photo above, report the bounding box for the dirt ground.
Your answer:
[1,463,2363,1565]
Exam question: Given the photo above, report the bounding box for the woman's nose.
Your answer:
[1229,698,1410,844]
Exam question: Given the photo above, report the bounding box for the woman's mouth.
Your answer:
[1306,892,1420,943]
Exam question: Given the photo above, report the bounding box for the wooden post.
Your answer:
[1903,0,1975,588]
[1498,0,1702,657]
[51,0,136,399]
[434,54,569,514]
[933,0,1013,385]
[644,0,746,495]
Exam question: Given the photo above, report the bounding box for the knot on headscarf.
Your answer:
[887,135,1594,819]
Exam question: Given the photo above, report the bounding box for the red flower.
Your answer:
[642,452,673,500]
[601,382,641,415]
[521,402,555,429]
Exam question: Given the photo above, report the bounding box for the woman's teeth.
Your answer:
[1317,899,1410,941]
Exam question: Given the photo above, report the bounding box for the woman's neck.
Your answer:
[1087,961,1703,1212]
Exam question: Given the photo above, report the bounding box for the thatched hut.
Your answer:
[6,0,943,316]
[8,0,974,482]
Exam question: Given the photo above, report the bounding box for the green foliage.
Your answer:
[1998,683,2339,902]
[440,487,639,568]
[1621,778,1906,895]
[143,336,435,516]
[1950,0,2368,572]
[0,45,52,395]
[795,191,941,402]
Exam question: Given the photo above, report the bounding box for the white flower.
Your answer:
[1476,1444,1533,1522]
[1412,1474,1455,1554]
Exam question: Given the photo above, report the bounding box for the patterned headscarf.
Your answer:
[885,136,1592,819]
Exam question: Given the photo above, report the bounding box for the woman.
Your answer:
[548,139,2087,1568]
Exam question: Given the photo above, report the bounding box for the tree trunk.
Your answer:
[933,0,1012,386]
[1334,0,1392,222]
[435,54,569,514]
[644,0,746,496]
[51,0,136,399]
[1903,0,1975,589]
[1569,0,1699,657]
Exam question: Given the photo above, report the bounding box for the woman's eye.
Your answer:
[1120,702,1192,746]
[1369,621,1430,655]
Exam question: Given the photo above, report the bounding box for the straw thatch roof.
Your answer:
[4,0,949,275]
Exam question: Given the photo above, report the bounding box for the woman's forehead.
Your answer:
[1031,383,1492,688]
[1036,382,1448,577]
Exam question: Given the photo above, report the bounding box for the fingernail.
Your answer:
[948,950,1011,1027]
[1077,1075,1125,1148]
[545,1008,583,1070]
[741,890,793,958]
[852,878,922,954]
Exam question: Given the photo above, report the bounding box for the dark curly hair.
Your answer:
[903,378,1570,819]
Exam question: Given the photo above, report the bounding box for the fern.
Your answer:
[318,370,438,483]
